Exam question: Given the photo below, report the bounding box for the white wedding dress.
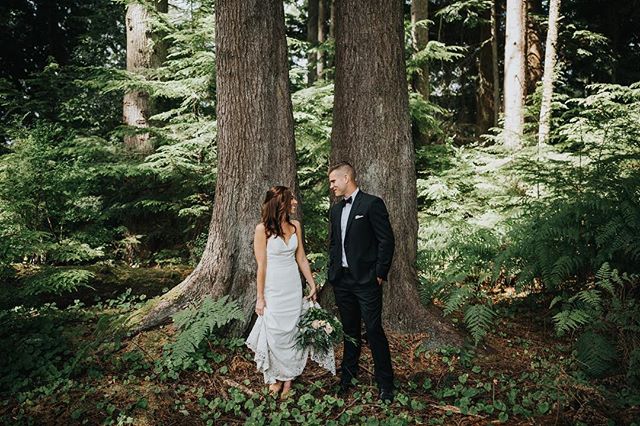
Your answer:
[246,233,336,384]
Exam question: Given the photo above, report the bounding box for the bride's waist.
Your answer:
[266,256,296,265]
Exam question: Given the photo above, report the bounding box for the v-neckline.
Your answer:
[280,233,296,247]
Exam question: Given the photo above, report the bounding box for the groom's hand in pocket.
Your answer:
[255,298,265,316]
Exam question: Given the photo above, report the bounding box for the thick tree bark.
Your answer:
[525,0,544,96]
[538,0,561,145]
[476,7,495,135]
[307,0,319,85]
[123,0,168,154]
[129,0,298,334]
[329,0,462,343]
[503,0,526,149]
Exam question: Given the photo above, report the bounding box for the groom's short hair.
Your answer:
[329,161,356,180]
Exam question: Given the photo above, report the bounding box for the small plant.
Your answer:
[551,263,640,381]
[23,268,95,296]
[162,295,243,372]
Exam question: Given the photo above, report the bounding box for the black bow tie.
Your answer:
[341,196,352,207]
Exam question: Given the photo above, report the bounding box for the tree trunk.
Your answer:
[503,0,526,149]
[476,7,495,135]
[123,0,168,154]
[491,0,500,127]
[411,0,430,145]
[129,0,298,334]
[411,0,429,100]
[538,0,561,145]
[316,0,327,80]
[525,0,544,96]
[307,0,319,85]
[329,0,462,343]
[326,0,336,80]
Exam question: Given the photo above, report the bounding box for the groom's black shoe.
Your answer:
[338,380,353,396]
[379,387,394,404]
[338,376,357,396]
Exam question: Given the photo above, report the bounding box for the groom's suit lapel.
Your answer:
[344,190,364,240]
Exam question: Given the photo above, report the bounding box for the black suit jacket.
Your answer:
[328,190,395,285]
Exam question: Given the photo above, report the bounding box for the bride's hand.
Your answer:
[255,298,265,316]
[305,287,317,302]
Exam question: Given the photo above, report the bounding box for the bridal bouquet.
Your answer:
[296,301,346,355]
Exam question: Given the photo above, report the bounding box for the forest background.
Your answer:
[0,0,639,424]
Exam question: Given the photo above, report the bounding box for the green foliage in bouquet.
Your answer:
[296,304,352,355]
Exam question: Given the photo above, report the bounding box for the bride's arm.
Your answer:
[292,220,317,300]
[254,224,267,315]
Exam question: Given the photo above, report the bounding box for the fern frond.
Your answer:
[571,289,603,312]
[464,304,496,345]
[575,331,618,377]
[166,296,243,368]
[552,308,592,336]
[443,285,473,316]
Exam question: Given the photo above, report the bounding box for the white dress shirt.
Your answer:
[340,187,359,267]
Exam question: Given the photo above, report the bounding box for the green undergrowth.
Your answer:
[2,286,638,425]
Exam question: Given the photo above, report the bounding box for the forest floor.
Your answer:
[1,266,638,425]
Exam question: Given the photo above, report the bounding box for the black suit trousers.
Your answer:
[333,269,394,390]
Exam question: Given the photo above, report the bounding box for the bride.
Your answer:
[246,186,333,397]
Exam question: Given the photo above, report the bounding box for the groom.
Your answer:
[327,162,395,403]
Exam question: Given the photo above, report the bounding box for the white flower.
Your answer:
[311,320,321,329]
[324,323,334,335]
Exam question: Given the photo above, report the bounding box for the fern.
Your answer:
[24,268,95,296]
[552,308,593,336]
[571,289,603,312]
[575,331,618,377]
[443,286,474,316]
[463,304,496,344]
[550,263,640,381]
[163,295,243,371]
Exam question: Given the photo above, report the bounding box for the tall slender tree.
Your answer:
[411,0,429,100]
[411,0,430,144]
[329,0,461,341]
[122,0,168,153]
[525,0,544,95]
[491,0,500,127]
[307,0,319,85]
[538,0,561,145]
[503,0,526,149]
[130,0,299,333]
[476,5,495,135]
[316,0,328,80]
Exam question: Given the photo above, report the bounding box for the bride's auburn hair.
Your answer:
[261,186,297,238]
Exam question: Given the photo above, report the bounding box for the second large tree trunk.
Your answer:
[129,0,298,334]
[503,0,527,149]
[330,0,461,343]
[123,0,167,154]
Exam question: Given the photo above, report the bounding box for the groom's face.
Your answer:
[329,170,348,197]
